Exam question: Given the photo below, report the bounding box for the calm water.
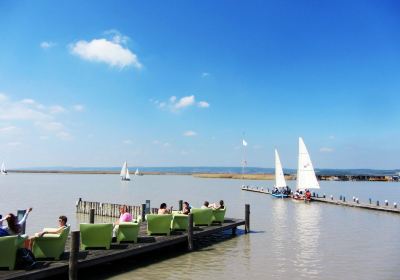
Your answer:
[1,174,400,279]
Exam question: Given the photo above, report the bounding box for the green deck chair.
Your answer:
[115,222,140,243]
[171,213,189,231]
[191,208,213,226]
[32,226,70,260]
[146,214,172,236]
[212,208,226,224]
[80,223,113,250]
[0,236,18,270]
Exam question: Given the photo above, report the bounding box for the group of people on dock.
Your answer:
[156,200,225,215]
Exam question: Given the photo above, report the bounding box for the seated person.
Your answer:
[158,203,172,214]
[114,205,133,225]
[305,190,312,200]
[213,200,225,210]
[201,201,211,209]
[182,201,191,214]
[27,215,68,249]
[0,207,32,237]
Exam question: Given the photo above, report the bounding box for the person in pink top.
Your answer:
[113,205,133,238]
[115,205,133,224]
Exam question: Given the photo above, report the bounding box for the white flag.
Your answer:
[242,139,248,146]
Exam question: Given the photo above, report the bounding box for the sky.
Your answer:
[0,0,400,169]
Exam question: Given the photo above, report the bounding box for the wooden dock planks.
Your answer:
[0,218,245,280]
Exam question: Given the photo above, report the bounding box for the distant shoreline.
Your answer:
[7,170,398,182]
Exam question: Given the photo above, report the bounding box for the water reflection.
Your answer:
[270,199,289,275]
[293,202,322,279]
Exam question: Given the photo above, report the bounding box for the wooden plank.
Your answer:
[0,218,245,280]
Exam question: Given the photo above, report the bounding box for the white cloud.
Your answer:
[202,72,210,78]
[123,140,133,144]
[0,93,73,141]
[183,130,197,137]
[49,105,67,114]
[328,135,335,140]
[169,96,177,103]
[7,141,21,147]
[320,147,334,153]
[72,104,85,112]
[0,126,18,133]
[40,41,56,49]
[198,101,210,108]
[175,95,195,109]
[70,33,141,69]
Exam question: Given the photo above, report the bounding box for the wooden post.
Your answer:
[369,198,372,204]
[89,209,95,224]
[376,200,379,206]
[188,213,194,251]
[145,200,151,214]
[69,231,80,280]
[343,196,345,202]
[245,204,250,234]
[179,200,183,211]
[141,204,146,221]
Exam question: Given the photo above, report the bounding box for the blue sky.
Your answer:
[0,0,400,169]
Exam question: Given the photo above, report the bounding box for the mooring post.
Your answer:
[376,200,379,206]
[188,213,194,251]
[245,204,250,234]
[340,195,342,201]
[369,198,372,204]
[69,231,80,280]
[145,200,151,214]
[141,203,146,221]
[89,209,95,224]
[343,196,346,202]
[179,200,183,211]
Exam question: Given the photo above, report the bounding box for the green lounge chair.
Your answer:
[32,226,70,260]
[0,236,18,270]
[80,223,113,250]
[171,213,189,231]
[115,222,140,243]
[212,208,226,224]
[146,214,172,236]
[191,208,213,226]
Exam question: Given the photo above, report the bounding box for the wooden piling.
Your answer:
[141,204,146,221]
[69,231,80,280]
[245,204,250,234]
[89,209,95,224]
[188,213,194,251]
[179,200,183,211]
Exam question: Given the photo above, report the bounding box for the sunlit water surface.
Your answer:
[1,174,400,279]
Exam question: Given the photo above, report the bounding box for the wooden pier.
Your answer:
[242,186,400,214]
[0,203,247,280]
[312,196,400,214]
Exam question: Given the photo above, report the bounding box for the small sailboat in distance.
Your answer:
[120,161,130,181]
[134,168,143,176]
[1,162,7,175]
[271,149,291,198]
[293,137,319,200]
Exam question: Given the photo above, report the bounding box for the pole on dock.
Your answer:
[188,213,194,251]
[376,200,379,206]
[245,204,250,234]
[145,200,151,214]
[179,200,183,211]
[340,195,342,201]
[69,231,80,280]
[89,209,95,224]
[369,198,372,204]
[343,196,346,202]
[141,203,146,221]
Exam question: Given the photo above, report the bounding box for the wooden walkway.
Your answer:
[312,197,400,214]
[241,187,400,214]
[0,218,245,280]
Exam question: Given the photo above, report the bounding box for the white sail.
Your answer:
[1,162,7,175]
[120,161,127,177]
[275,149,287,188]
[296,137,319,190]
[135,168,139,176]
[120,161,130,180]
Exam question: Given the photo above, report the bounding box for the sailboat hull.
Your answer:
[271,193,289,198]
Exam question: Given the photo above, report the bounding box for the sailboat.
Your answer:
[1,162,7,175]
[293,137,320,200]
[120,161,130,181]
[271,149,290,198]
[134,168,143,176]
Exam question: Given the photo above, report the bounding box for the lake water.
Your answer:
[1,173,400,279]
